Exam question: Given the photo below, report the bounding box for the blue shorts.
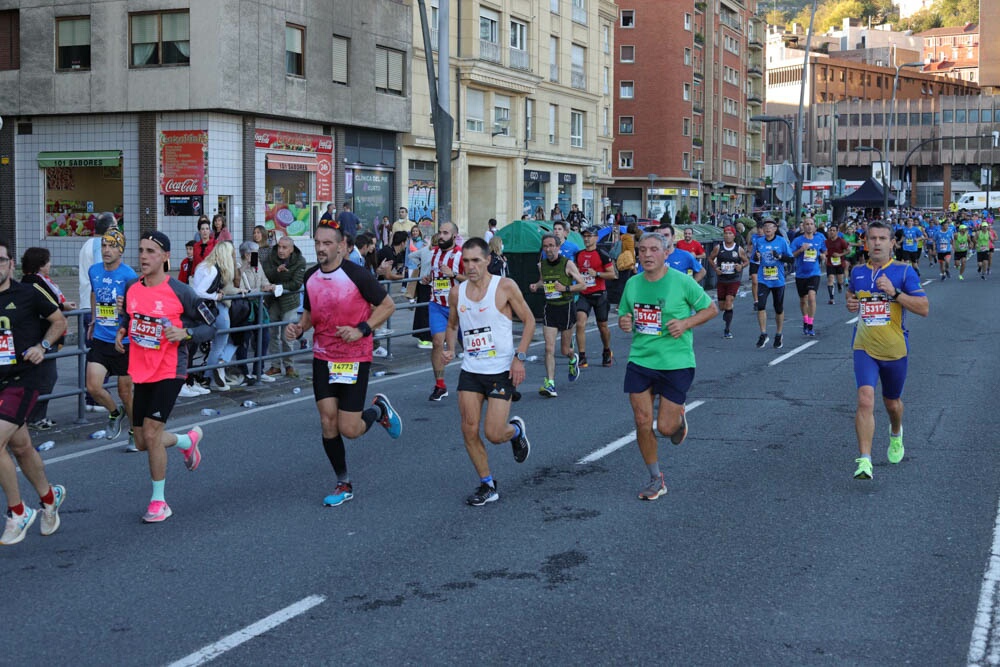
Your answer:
[428,302,450,335]
[853,349,908,400]
[623,362,695,406]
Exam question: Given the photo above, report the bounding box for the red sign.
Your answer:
[254,129,333,154]
[316,154,333,201]
[160,130,207,195]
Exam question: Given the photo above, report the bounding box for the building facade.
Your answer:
[0,1,411,265]
[610,0,765,222]
[918,23,979,84]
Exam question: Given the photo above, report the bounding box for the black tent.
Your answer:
[833,177,895,222]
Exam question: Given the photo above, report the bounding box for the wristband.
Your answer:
[356,321,373,337]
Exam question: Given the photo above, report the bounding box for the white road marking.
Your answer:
[967,495,1000,666]
[768,341,819,366]
[845,317,859,324]
[167,594,326,667]
[922,279,934,286]
[576,400,705,464]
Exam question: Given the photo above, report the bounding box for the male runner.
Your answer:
[654,223,706,282]
[551,220,580,259]
[0,240,68,545]
[86,229,138,451]
[675,227,707,263]
[574,227,616,367]
[442,238,535,506]
[530,233,587,397]
[753,219,794,349]
[422,222,464,401]
[709,226,749,339]
[285,221,402,507]
[747,220,764,309]
[898,218,924,271]
[117,232,215,523]
[975,222,992,279]
[846,221,928,480]
[824,224,850,304]
[932,218,955,280]
[953,224,971,280]
[790,217,827,336]
[619,233,717,500]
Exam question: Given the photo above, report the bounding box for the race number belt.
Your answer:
[0,329,16,366]
[633,303,662,336]
[328,361,360,384]
[130,314,163,350]
[462,327,496,358]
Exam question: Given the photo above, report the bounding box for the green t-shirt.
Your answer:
[539,256,573,305]
[975,230,991,251]
[955,232,970,252]
[620,268,712,371]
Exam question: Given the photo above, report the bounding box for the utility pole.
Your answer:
[793,0,819,231]
[417,1,454,226]
[830,100,838,207]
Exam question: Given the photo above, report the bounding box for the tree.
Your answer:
[897,7,943,31]
[795,0,867,33]
[765,8,787,27]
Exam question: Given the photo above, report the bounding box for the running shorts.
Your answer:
[826,264,845,276]
[543,301,575,331]
[795,276,821,297]
[954,251,967,261]
[312,358,370,412]
[132,379,185,426]
[0,384,39,427]
[623,362,695,406]
[428,302,449,336]
[716,281,740,301]
[756,285,785,314]
[87,339,130,377]
[853,349,907,400]
[457,369,515,401]
[978,251,991,263]
[575,291,610,322]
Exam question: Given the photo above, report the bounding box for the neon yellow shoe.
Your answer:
[853,457,873,480]
[888,429,904,464]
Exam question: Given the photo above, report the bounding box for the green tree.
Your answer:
[897,8,943,31]
[766,8,787,27]
[934,0,978,24]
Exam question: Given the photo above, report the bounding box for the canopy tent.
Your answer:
[832,177,895,222]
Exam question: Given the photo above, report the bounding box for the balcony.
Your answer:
[693,137,704,147]
[695,1,706,12]
[550,63,558,82]
[509,47,530,71]
[747,92,763,104]
[693,102,704,115]
[747,149,761,161]
[720,14,742,32]
[572,5,587,25]
[748,120,761,134]
[694,32,705,47]
[571,66,586,90]
[480,39,501,64]
[748,37,763,50]
[747,65,763,78]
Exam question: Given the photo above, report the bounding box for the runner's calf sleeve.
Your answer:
[322,436,348,479]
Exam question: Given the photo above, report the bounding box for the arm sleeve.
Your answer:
[171,279,216,343]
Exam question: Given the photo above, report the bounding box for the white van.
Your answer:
[955,192,1000,210]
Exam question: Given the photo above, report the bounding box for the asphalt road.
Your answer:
[3,269,1000,666]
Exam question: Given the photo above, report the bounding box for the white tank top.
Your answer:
[458,275,514,375]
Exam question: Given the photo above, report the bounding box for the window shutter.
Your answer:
[162,12,189,41]
[387,50,403,92]
[131,14,159,44]
[375,47,388,89]
[332,36,348,83]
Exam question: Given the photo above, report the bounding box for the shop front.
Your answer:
[39,150,123,237]
[523,169,550,218]
[347,167,394,233]
[557,172,576,217]
[254,128,333,238]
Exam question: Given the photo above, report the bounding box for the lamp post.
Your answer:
[885,61,923,217]
[857,145,888,214]
[647,173,658,219]
[751,114,800,229]
[693,159,704,224]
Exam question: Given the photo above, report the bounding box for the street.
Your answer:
[3,272,999,666]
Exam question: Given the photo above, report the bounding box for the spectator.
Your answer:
[320,203,335,222]
[262,236,306,378]
[252,225,273,266]
[21,247,75,430]
[566,204,585,228]
[378,231,408,282]
[212,214,233,243]
[392,207,416,235]
[377,216,392,249]
[551,204,564,221]
[233,240,275,386]
[351,233,373,266]
[191,241,241,391]
[191,218,216,273]
[178,240,196,283]
[408,232,436,350]
[487,235,509,277]
[534,206,546,221]
[78,211,115,413]
[484,219,498,244]
[337,202,361,239]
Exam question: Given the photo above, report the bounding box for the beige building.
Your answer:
[402,0,617,236]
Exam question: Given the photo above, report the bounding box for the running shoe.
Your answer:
[828,298,835,305]
[417,340,434,350]
[670,408,688,445]
[638,473,667,501]
[183,426,203,472]
[888,428,904,464]
[29,418,55,430]
[124,430,138,453]
[539,379,558,398]
[806,328,816,337]
[773,333,783,349]
[40,484,66,537]
[107,405,127,439]
[959,275,965,281]
[602,349,614,367]
[142,501,172,523]
[1,507,37,545]
[178,384,201,398]
[578,353,589,369]
[466,482,499,506]
[373,393,402,439]
[755,333,770,349]
[568,353,580,382]
[323,482,354,507]
[257,372,276,384]
[802,323,809,336]
[429,385,449,402]
[509,416,530,463]
[853,457,873,480]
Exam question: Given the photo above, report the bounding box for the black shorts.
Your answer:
[87,339,130,377]
[756,285,785,314]
[575,291,610,322]
[937,252,952,261]
[978,251,992,262]
[795,275,821,297]
[902,250,920,263]
[543,301,575,331]
[826,264,845,276]
[457,369,515,401]
[955,251,967,260]
[132,379,185,426]
[748,262,760,276]
[0,384,39,427]
[623,362,695,406]
[312,358,370,413]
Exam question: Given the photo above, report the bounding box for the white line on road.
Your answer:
[768,341,818,366]
[576,400,705,464]
[967,493,1000,665]
[167,594,326,667]
[845,317,859,324]
[922,279,934,286]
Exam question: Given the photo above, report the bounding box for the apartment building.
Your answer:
[919,23,979,84]
[0,1,411,265]
[403,0,618,236]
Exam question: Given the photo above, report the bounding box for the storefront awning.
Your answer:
[37,151,121,168]
[266,154,317,172]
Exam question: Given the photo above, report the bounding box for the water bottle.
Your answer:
[36,440,55,452]
[372,370,386,377]
[89,430,107,439]
[200,408,220,416]
[292,387,301,394]
[242,400,257,408]
[527,355,539,362]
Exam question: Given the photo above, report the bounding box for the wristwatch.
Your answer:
[40,339,52,351]
[185,328,194,340]
[515,352,527,362]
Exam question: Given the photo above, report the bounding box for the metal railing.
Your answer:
[509,47,530,71]
[480,39,501,63]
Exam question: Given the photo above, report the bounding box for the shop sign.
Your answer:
[558,172,577,185]
[160,130,207,196]
[523,170,551,183]
[255,129,333,154]
[316,154,333,201]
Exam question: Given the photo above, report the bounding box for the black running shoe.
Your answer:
[428,385,449,401]
[601,349,614,367]
[467,482,499,506]
[509,416,530,463]
[773,333,783,349]
[755,333,769,349]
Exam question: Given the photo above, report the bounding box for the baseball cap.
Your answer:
[582,226,599,236]
[141,231,171,251]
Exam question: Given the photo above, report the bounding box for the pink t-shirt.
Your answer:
[303,261,388,363]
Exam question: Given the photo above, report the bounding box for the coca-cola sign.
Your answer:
[160,130,207,196]
[163,178,200,194]
[255,129,334,154]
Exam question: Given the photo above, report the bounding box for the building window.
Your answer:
[619,116,634,134]
[683,117,690,136]
[683,82,691,101]
[551,0,560,13]
[603,66,610,95]
[494,94,511,135]
[480,8,500,62]
[620,80,634,98]
[602,24,610,53]
[570,110,584,147]
[331,35,349,84]
[684,13,692,31]
[602,106,609,136]
[526,98,534,141]
[57,17,91,70]
[619,151,634,169]
[684,48,691,66]
[375,46,404,94]
[130,11,190,67]
[621,10,634,28]
[571,43,586,90]
[550,36,559,82]
[0,10,18,70]
[510,19,529,70]
[467,89,485,133]
[549,104,558,143]
[571,0,587,25]
[956,109,967,123]
[620,45,634,63]
[285,24,305,76]
[682,153,690,171]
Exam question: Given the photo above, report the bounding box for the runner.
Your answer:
[790,217,827,336]
[422,222,465,401]
[824,224,850,304]
[619,233,717,500]
[708,225,749,339]
[86,229,138,452]
[953,224,971,280]
[975,222,992,279]
[655,223,706,282]
[285,221,402,507]
[116,232,216,523]
[574,227,616,367]
[753,219,794,349]
[530,234,586,397]
[747,220,764,309]
[898,218,924,272]
[845,221,928,480]
[442,237,535,506]
[0,240,68,545]
[932,218,955,280]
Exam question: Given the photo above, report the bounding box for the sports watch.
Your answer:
[40,339,52,351]
[515,352,527,362]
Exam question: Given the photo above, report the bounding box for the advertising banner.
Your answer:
[160,130,208,196]
[254,129,333,154]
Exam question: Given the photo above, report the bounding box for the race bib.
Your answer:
[328,361,360,384]
[686,269,694,276]
[543,281,562,300]
[938,242,949,252]
[830,256,842,266]
[0,329,16,366]
[433,278,451,300]
[584,273,597,288]
[804,248,818,262]
[720,261,736,274]
[860,296,891,327]
[96,302,118,329]
[462,327,496,358]
[129,314,163,350]
[633,303,662,336]
[763,265,779,280]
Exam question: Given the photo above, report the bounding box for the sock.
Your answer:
[8,501,25,516]
[40,486,55,506]
[174,432,192,451]
[828,285,835,299]
[322,436,348,480]
[480,475,495,488]
[361,406,380,433]
[435,378,446,389]
[109,408,121,419]
[806,316,813,325]
[891,430,901,437]
[646,462,661,479]
[151,479,166,503]
[860,454,872,462]
[511,422,522,439]
[723,309,733,329]
[837,283,843,292]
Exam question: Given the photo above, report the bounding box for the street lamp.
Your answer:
[647,173,658,219]
[693,160,704,224]
[885,61,923,217]
[857,145,889,214]
[751,114,801,229]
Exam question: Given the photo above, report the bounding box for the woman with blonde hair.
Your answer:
[192,241,240,391]
[487,234,508,277]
